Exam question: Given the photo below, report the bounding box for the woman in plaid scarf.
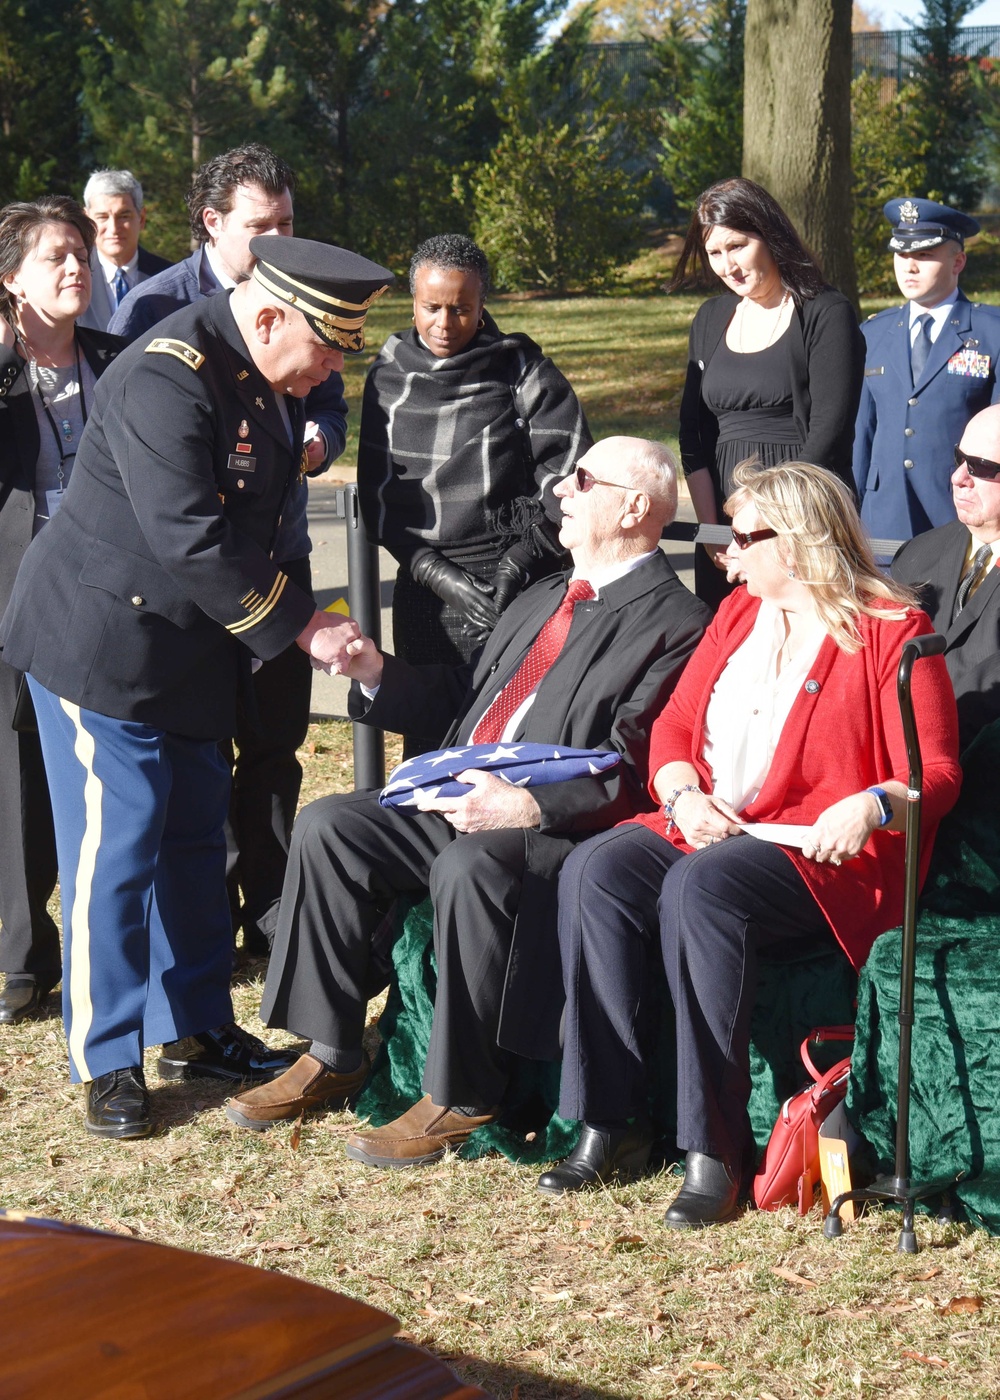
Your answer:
[358,234,592,755]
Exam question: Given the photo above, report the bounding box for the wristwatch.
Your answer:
[866,785,893,827]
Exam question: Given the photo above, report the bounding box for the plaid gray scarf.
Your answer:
[358,311,591,570]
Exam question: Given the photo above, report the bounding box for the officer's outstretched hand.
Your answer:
[296,610,362,676]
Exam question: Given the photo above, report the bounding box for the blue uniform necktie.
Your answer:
[112,268,129,307]
[910,312,933,383]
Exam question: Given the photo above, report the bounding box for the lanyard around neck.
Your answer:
[27,333,87,482]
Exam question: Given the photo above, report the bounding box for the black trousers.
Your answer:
[0,657,60,981]
[260,787,527,1107]
[226,555,313,943]
[557,825,833,1158]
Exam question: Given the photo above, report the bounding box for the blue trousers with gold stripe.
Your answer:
[28,679,235,1083]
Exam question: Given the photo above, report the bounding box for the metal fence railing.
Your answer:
[584,28,1000,104]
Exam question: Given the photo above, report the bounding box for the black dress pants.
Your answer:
[226,555,313,944]
[260,787,527,1108]
[557,824,833,1158]
[0,657,60,981]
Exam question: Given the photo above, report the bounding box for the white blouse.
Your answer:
[702,600,826,812]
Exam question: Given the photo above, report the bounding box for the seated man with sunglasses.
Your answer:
[892,406,1000,750]
[225,437,711,1162]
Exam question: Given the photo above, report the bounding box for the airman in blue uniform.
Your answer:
[853,198,1000,543]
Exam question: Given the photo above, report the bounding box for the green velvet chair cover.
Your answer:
[354,897,857,1164]
[847,719,1000,1235]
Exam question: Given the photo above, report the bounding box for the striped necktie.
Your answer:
[472,580,595,744]
[954,543,994,617]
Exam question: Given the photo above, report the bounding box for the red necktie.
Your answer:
[472,579,595,744]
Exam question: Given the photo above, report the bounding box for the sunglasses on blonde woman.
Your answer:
[730,526,778,550]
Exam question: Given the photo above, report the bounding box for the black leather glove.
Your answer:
[492,543,535,614]
[411,551,501,633]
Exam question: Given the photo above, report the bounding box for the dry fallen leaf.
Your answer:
[912,1267,942,1281]
[939,1295,983,1315]
[574,1219,594,1230]
[900,1350,949,1368]
[772,1266,816,1289]
[690,1360,726,1372]
[760,1391,783,1400]
[454,1292,487,1308]
[289,1115,303,1151]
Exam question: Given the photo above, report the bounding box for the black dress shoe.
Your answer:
[0,977,56,1025]
[85,1067,153,1140]
[537,1122,653,1196]
[663,1151,742,1229]
[157,1022,300,1084]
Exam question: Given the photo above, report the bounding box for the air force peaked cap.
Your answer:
[250,237,394,353]
[884,198,979,252]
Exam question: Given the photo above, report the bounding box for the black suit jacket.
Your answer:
[892,518,1000,751]
[350,550,712,1054]
[0,293,316,739]
[0,327,124,614]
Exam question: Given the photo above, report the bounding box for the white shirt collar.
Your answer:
[572,547,658,597]
[205,243,238,291]
[96,249,139,284]
[908,297,957,339]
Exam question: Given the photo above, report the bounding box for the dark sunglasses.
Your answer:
[731,526,778,550]
[574,465,629,492]
[954,445,1000,481]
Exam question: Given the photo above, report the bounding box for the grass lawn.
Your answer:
[4,724,998,1400]
[5,263,1000,1397]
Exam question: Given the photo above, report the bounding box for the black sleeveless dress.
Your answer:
[696,325,802,607]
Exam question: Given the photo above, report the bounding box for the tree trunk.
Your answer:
[743,0,858,309]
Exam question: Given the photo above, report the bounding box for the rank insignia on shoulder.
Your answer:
[145,338,205,371]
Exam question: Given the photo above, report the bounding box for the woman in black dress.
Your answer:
[673,178,865,609]
[0,196,123,1023]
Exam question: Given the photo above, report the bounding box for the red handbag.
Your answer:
[753,1026,855,1215]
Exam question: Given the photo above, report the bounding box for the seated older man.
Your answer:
[226,437,711,1164]
[892,404,1000,751]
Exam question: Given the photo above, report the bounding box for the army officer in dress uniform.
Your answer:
[853,198,1000,545]
[0,237,393,1140]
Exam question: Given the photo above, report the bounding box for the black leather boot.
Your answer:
[85,1067,153,1140]
[537,1122,653,1196]
[663,1151,742,1229]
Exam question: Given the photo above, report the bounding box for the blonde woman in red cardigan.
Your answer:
[538,460,962,1227]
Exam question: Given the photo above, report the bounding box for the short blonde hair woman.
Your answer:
[539,460,961,1228]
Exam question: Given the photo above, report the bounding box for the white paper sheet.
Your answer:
[738,822,813,849]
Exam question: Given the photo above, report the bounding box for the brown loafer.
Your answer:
[345,1095,496,1168]
[224,1052,369,1131]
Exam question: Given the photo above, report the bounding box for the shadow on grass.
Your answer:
[427,1347,631,1399]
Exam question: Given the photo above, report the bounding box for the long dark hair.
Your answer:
[0,195,95,323]
[669,178,825,303]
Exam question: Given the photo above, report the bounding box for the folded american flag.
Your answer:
[378,743,621,810]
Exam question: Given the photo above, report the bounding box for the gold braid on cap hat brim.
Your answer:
[253,264,389,352]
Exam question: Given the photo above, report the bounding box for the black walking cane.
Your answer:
[823,632,963,1253]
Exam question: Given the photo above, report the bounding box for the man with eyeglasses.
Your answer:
[224,436,711,1163]
[892,405,1000,748]
[853,198,1000,544]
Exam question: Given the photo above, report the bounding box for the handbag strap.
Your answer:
[800,1025,855,1083]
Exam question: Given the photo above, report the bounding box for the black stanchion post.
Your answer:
[340,483,385,792]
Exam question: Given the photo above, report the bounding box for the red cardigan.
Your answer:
[632,589,962,969]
